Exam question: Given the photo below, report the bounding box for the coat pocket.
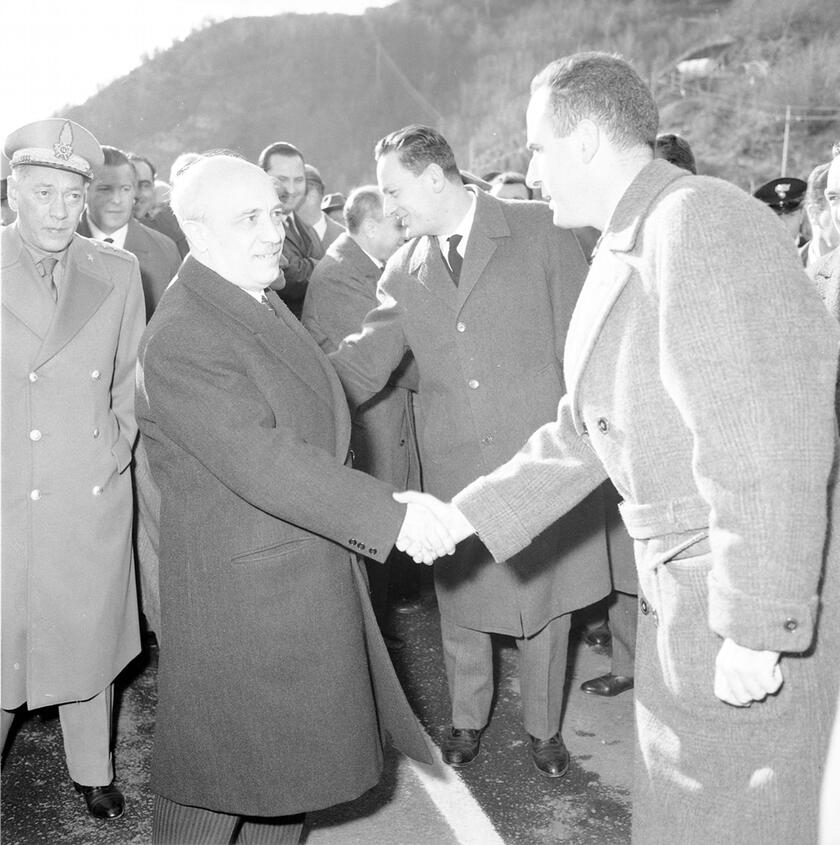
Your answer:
[230,537,316,565]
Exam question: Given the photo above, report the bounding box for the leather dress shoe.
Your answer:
[580,673,634,697]
[583,624,611,648]
[529,732,570,778]
[73,781,125,820]
[442,726,482,767]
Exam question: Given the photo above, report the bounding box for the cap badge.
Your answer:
[774,183,791,199]
[53,121,75,162]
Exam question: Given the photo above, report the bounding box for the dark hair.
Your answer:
[127,153,156,180]
[343,185,384,234]
[257,141,304,171]
[374,124,460,181]
[531,52,658,150]
[655,133,697,174]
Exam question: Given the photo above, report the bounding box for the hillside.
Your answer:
[63,0,840,192]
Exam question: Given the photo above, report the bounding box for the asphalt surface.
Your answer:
[1,594,633,845]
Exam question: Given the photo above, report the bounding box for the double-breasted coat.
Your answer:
[135,257,430,816]
[1,225,145,710]
[454,160,840,844]
[331,188,610,637]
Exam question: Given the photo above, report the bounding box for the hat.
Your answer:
[321,192,346,213]
[753,177,807,213]
[460,169,491,192]
[655,133,697,175]
[304,164,324,192]
[3,118,103,180]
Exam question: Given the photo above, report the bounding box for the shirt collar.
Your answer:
[87,217,129,249]
[312,213,328,240]
[437,187,477,258]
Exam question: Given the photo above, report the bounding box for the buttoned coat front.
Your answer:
[135,257,430,816]
[454,161,840,844]
[1,225,145,710]
[331,189,610,637]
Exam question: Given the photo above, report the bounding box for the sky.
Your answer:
[2,0,397,140]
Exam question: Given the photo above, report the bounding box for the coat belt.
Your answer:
[618,494,709,540]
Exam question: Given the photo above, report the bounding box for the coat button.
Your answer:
[468,378,479,389]
[30,489,41,501]
[92,485,103,496]
[29,429,42,441]
[640,598,649,615]
[93,428,100,438]
[369,548,377,556]
[91,370,101,380]
[783,618,798,632]
[597,417,609,433]
[456,321,466,332]
[358,542,366,551]
[29,372,38,383]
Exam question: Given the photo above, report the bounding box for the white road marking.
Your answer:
[405,732,506,845]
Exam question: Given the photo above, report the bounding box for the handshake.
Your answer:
[393,491,476,564]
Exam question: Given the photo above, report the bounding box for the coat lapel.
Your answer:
[456,189,506,309]
[34,235,113,368]
[408,236,459,313]
[563,160,690,431]
[1,225,57,341]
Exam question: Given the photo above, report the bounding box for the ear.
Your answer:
[7,176,19,213]
[181,219,207,254]
[425,163,448,194]
[576,119,600,165]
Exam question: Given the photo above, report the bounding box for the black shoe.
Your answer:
[583,624,611,648]
[580,673,634,697]
[73,781,125,820]
[442,726,482,767]
[529,732,570,778]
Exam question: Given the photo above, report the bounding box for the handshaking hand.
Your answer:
[714,637,783,707]
[393,490,476,565]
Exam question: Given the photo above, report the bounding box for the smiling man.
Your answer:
[258,141,324,318]
[78,146,180,320]
[1,118,145,823]
[135,153,442,845]
[328,124,614,778]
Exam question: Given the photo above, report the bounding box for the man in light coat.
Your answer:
[136,154,444,845]
[329,125,612,777]
[402,53,840,844]
[1,119,146,821]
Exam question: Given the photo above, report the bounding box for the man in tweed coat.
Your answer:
[401,54,840,844]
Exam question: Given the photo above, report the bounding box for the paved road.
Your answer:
[1,595,633,844]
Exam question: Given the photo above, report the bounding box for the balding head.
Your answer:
[172,155,285,292]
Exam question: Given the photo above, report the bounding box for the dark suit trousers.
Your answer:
[153,795,304,845]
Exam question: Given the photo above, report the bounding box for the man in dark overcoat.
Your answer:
[1,119,146,821]
[135,154,439,845]
[329,125,612,777]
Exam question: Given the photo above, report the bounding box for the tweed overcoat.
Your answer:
[135,257,430,816]
[331,188,610,637]
[454,160,840,844]
[78,213,181,319]
[303,232,418,488]
[1,225,145,710]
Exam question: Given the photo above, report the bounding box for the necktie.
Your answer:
[259,290,277,316]
[446,234,463,285]
[38,257,59,302]
[104,237,114,244]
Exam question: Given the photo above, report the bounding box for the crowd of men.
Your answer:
[1,49,839,845]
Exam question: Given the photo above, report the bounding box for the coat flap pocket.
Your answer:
[231,537,315,565]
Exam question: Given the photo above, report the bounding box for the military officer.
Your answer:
[1,118,146,821]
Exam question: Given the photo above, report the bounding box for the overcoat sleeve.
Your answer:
[138,322,405,561]
[651,187,839,653]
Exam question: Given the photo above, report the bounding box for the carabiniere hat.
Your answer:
[3,118,103,180]
[321,191,346,213]
[753,177,807,214]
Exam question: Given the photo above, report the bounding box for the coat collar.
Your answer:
[2,225,113,367]
[332,233,382,286]
[405,187,511,313]
[177,257,351,454]
[563,160,690,432]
